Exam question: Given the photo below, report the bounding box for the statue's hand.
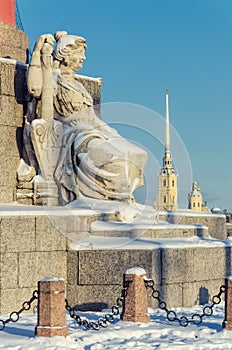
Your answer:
[28,34,55,98]
[33,34,55,52]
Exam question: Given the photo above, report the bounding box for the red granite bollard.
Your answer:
[35,278,68,337]
[223,277,232,330]
[121,267,150,322]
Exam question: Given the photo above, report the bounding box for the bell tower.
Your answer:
[188,181,210,213]
[155,87,178,211]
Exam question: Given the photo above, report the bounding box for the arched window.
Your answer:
[164,195,167,203]
[163,179,166,187]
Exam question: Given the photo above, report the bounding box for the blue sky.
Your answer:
[18,0,232,210]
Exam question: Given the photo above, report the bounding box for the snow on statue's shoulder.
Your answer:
[124,267,146,276]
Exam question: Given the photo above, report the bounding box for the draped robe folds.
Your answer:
[52,71,147,204]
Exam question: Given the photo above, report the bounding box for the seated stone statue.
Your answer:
[17,31,147,206]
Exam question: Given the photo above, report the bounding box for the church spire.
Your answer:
[163,86,172,168]
[165,86,170,153]
[154,87,178,211]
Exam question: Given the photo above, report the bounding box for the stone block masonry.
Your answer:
[0,57,101,205]
[159,210,226,240]
[0,207,230,315]
[0,58,27,203]
[0,211,68,314]
[67,240,232,310]
[0,206,104,314]
[0,23,28,62]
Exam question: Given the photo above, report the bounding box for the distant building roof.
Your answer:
[211,207,223,214]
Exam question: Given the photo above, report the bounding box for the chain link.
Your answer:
[65,279,132,330]
[145,278,225,327]
[0,279,224,331]
[0,290,38,331]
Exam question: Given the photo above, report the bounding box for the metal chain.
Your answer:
[0,290,38,331]
[65,279,132,330]
[145,278,225,327]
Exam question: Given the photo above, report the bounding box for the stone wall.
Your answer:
[0,213,68,314]
[0,23,28,63]
[67,249,159,310]
[0,206,104,314]
[91,224,209,239]
[0,58,27,203]
[0,208,230,314]
[67,243,230,310]
[158,210,226,240]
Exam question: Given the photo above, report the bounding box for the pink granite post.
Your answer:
[35,278,68,337]
[121,267,150,322]
[223,277,232,330]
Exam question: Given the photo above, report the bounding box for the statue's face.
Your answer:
[69,45,86,71]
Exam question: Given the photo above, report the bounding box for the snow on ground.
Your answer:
[1,303,232,349]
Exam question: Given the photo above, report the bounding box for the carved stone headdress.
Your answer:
[53,31,86,62]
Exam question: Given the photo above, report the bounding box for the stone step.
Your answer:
[90,222,209,239]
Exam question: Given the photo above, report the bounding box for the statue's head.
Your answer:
[53,31,87,71]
